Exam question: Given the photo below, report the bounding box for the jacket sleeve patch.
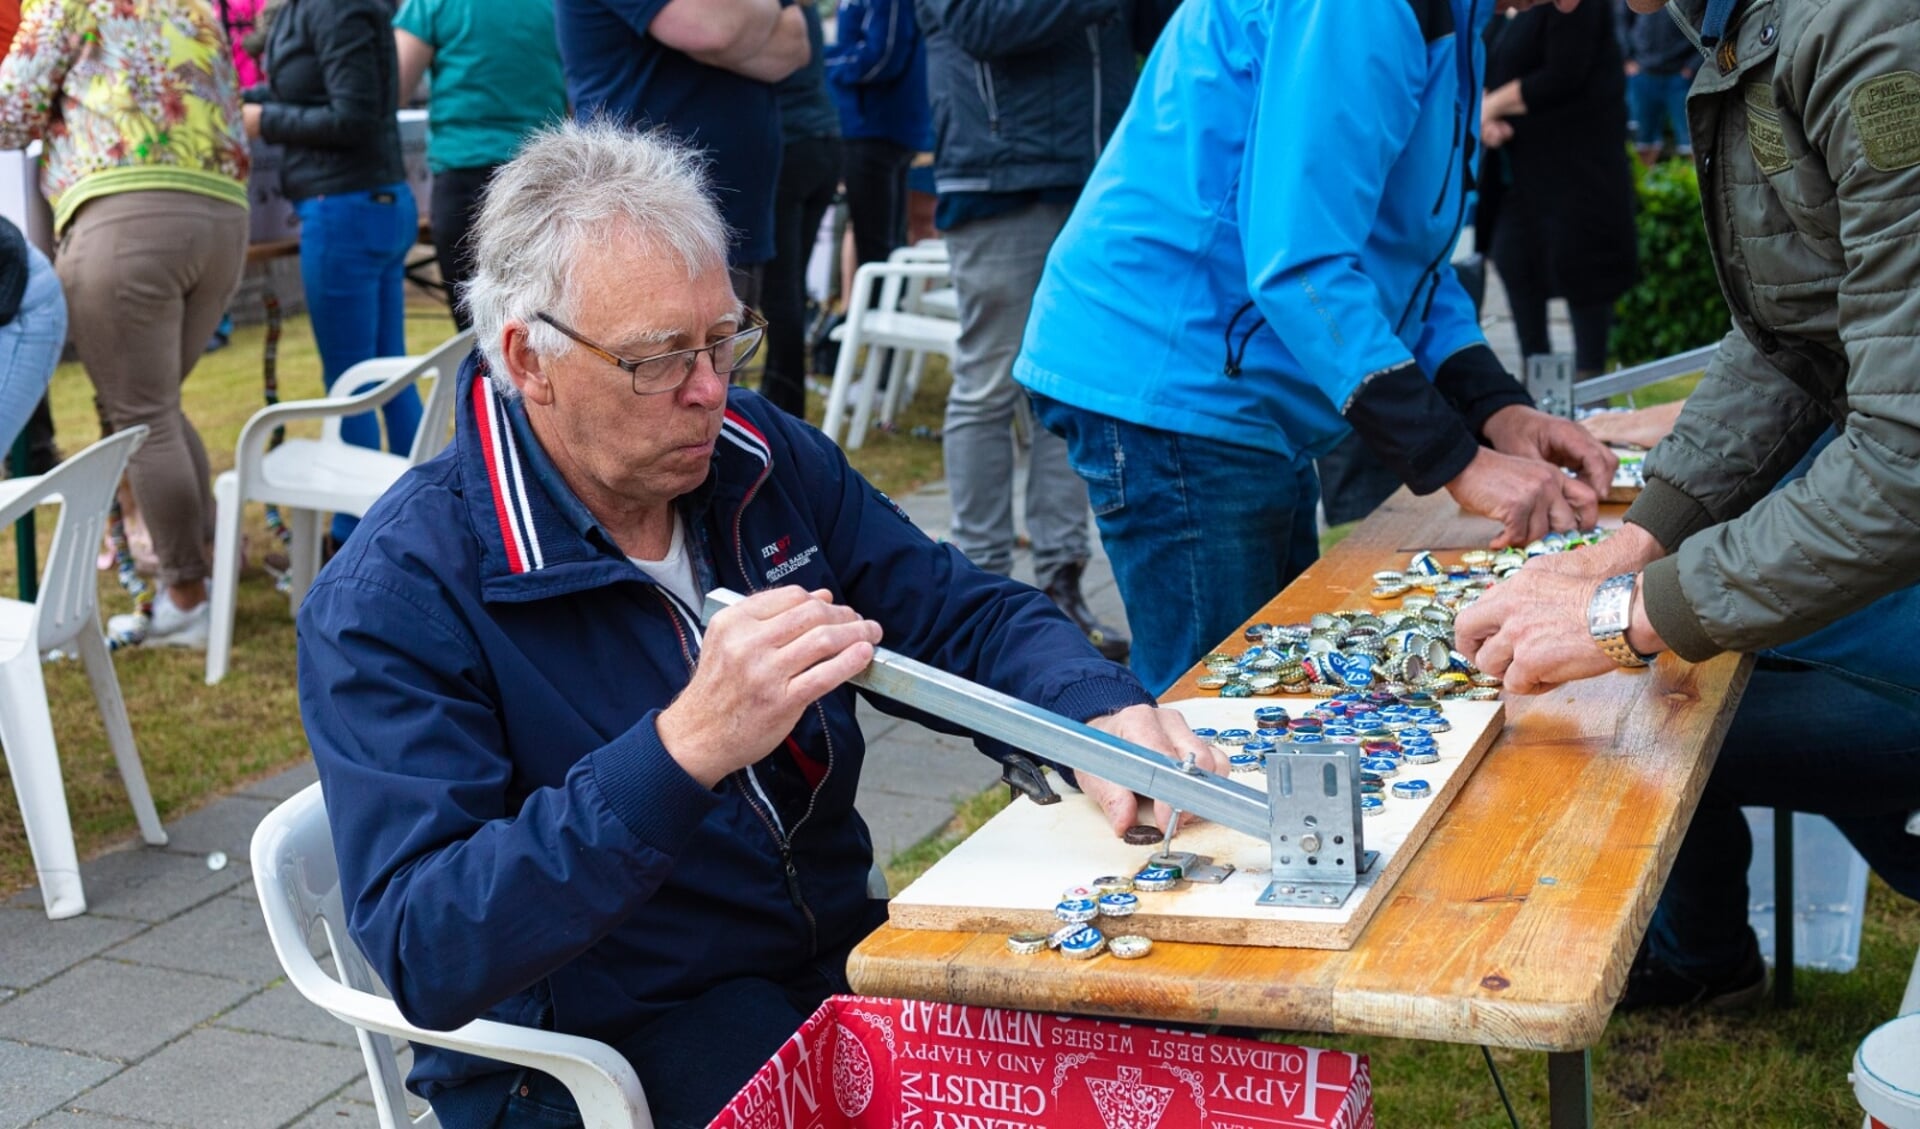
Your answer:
[1852,71,1920,172]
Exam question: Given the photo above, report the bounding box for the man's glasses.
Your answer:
[536,310,767,396]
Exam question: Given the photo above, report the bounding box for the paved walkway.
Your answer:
[0,275,1552,1129]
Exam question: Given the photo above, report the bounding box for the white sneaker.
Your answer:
[106,589,210,650]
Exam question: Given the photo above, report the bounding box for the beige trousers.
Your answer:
[56,189,248,588]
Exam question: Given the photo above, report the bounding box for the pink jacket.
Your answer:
[216,0,266,87]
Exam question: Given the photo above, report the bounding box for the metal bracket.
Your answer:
[999,753,1059,806]
[1526,353,1578,420]
[1146,850,1236,884]
[1257,744,1373,908]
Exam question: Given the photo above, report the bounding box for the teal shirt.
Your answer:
[395,0,568,172]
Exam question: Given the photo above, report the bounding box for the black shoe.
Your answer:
[1043,561,1130,663]
[1617,930,1767,1014]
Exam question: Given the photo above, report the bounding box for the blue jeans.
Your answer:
[0,243,65,453]
[1628,71,1692,152]
[1031,394,1321,696]
[1649,429,1920,974]
[294,184,421,542]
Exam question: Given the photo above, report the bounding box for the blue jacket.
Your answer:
[1016,0,1497,464]
[826,0,931,150]
[297,361,1151,1106]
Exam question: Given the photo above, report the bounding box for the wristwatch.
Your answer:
[1588,573,1653,668]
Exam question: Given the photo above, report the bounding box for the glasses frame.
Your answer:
[535,309,767,396]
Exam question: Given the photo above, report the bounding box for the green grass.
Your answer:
[887,786,1920,1128]
[0,295,950,896]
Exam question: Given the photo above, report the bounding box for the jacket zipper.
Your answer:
[974,61,1001,134]
[1087,27,1104,159]
[724,455,833,956]
[1430,103,1460,216]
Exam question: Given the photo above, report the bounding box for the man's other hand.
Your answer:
[1080,705,1230,836]
[1444,447,1593,549]
[1483,404,1617,507]
[657,587,880,788]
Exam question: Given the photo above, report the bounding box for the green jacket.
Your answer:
[1627,0,1920,661]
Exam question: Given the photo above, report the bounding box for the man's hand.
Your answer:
[1455,569,1618,694]
[1579,401,1684,450]
[1444,447,1590,549]
[242,102,263,140]
[1483,403,1617,507]
[1080,705,1230,836]
[1525,521,1665,580]
[657,587,881,788]
[1482,115,1515,149]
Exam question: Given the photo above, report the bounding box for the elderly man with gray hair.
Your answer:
[296,118,1219,1129]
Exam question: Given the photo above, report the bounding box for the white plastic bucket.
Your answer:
[1853,1014,1920,1129]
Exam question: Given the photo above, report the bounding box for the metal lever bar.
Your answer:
[703,588,1271,840]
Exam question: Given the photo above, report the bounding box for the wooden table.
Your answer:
[847,489,1752,1128]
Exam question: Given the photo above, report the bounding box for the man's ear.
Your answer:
[503,322,556,406]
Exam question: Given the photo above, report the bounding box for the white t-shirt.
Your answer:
[627,513,704,637]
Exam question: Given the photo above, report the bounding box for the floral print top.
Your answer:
[0,0,249,233]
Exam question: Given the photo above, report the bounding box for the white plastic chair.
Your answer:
[821,260,960,449]
[205,330,473,684]
[252,782,653,1129]
[0,427,167,920]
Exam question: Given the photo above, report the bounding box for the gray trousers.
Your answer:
[941,201,1089,588]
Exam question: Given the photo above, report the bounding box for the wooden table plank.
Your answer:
[849,489,1750,1052]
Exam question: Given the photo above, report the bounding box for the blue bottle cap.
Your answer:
[1190,727,1219,740]
[1058,925,1106,959]
[1360,795,1386,816]
[1391,779,1433,799]
[1360,756,1400,777]
[1055,898,1099,924]
[1097,892,1140,917]
[1229,752,1263,773]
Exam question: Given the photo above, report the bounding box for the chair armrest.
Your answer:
[0,474,48,529]
[303,977,654,1129]
[233,359,422,468]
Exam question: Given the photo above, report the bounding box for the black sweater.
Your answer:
[245,0,405,202]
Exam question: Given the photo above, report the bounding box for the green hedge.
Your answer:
[1610,158,1729,366]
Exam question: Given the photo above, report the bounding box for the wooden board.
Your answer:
[888,699,1503,949]
[851,490,1753,1052]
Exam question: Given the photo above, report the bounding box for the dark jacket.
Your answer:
[827,0,931,150]
[1477,4,1639,307]
[298,362,1152,1107]
[778,3,842,145]
[246,0,405,201]
[1618,1,1700,75]
[917,0,1177,196]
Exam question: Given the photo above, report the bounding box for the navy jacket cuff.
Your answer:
[588,711,722,855]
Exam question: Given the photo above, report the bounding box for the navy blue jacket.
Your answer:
[826,0,931,150]
[297,359,1151,1105]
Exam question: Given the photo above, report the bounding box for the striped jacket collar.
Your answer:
[454,353,773,603]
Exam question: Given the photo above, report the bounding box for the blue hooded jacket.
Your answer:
[826,0,932,151]
[297,359,1150,1108]
[1016,0,1499,466]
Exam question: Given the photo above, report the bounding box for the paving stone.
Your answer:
[329,1045,428,1123]
[855,791,963,866]
[233,761,319,803]
[863,730,1000,804]
[74,1028,361,1129]
[106,892,280,986]
[287,1098,381,1129]
[0,1041,119,1129]
[216,983,357,1049]
[155,798,277,864]
[0,961,253,1060]
[5,849,246,924]
[25,1113,162,1128]
[0,912,143,992]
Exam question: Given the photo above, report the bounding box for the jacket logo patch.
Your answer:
[763,538,820,583]
[1744,83,1791,173]
[1853,71,1920,172]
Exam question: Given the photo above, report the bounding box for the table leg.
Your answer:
[1547,1050,1592,1129]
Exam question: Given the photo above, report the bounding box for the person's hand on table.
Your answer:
[1444,446,1592,550]
[1482,403,1618,505]
[1524,521,1665,579]
[1456,538,1668,694]
[1082,704,1230,837]
[657,587,881,788]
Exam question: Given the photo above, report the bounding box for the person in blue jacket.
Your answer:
[1016,0,1617,695]
[827,0,930,272]
[297,120,1221,1129]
